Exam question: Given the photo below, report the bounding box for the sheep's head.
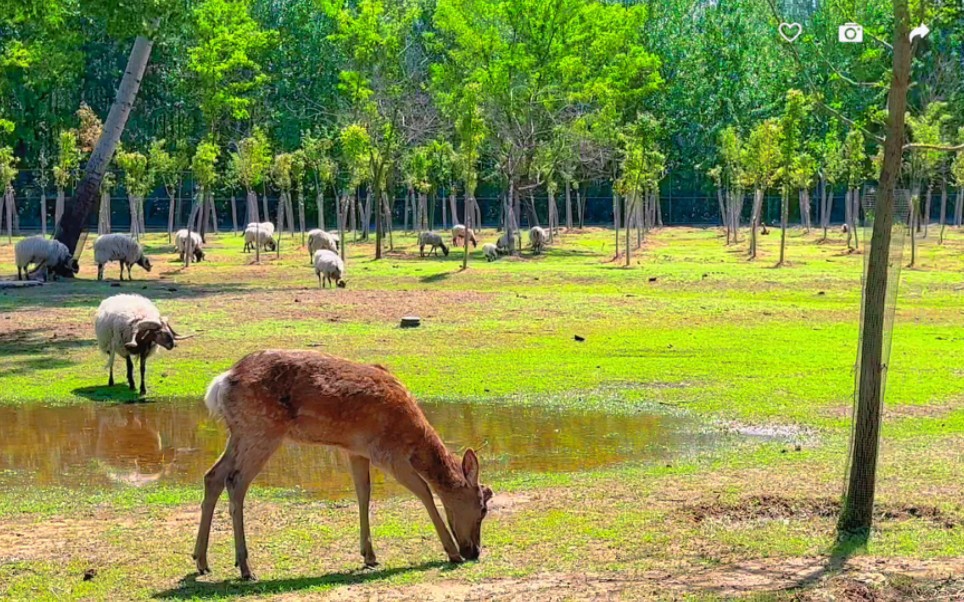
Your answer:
[441,244,450,257]
[193,248,205,263]
[52,257,80,278]
[124,318,187,353]
[137,255,153,272]
[336,279,347,288]
[265,240,277,252]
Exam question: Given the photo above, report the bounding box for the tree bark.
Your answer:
[230,193,238,233]
[938,180,947,244]
[839,0,911,536]
[922,185,932,238]
[39,187,47,237]
[565,182,573,230]
[577,187,584,229]
[98,188,111,234]
[778,188,789,266]
[55,34,154,255]
[749,188,763,259]
[955,188,963,227]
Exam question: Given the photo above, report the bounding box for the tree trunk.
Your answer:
[845,189,854,249]
[613,191,621,258]
[462,194,473,270]
[565,182,573,230]
[718,187,728,243]
[822,184,832,241]
[200,191,210,241]
[338,191,347,260]
[55,34,155,255]
[1,185,12,243]
[779,188,789,266]
[624,193,632,266]
[577,187,584,229]
[749,188,763,259]
[441,190,448,229]
[55,188,65,232]
[230,193,238,233]
[955,188,963,227]
[246,189,259,224]
[839,1,911,536]
[39,187,47,237]
[403,186,410,231]
[98,188,111,234]
[209,192,219,234]
[317,189,325,231]
[128,195,140,239]
[297,189,306,245]
[374,186,382,259]
[922,185,932,238]
[505,181,516,255]
[449,188,459,227]
[938,180,947,244]
[908,186,919,267]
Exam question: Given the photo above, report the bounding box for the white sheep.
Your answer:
[452,225,478,248]
[243,224,276,253]
[307,229,339,261]
[174,229,205,263]
[93,234,152,281]
[245,222,275,236]
[482,243,499,262]
[14,236,79,281]
[94,294,185,394]
[529,226,548,254]
[313,249,346,288]
[418,231,449,257]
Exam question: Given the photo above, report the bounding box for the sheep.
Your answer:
[496,233,512,255]
[174,229,205,263]
[93,234,152,281]
[14,236,79,281]
[307,229,339,262]
[529,226,548,254]
[482,243,499,262]
[418,231,449,257]
[243,224,276,253]
[313,249,346,288]
[245,222,275,236]
[94,294,186,394]
[452,225,478,248]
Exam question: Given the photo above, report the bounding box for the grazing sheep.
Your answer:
[482,243,499,262]
[14,236,79,281]
[418,232,449,257]
[243,224,276,253]
[93,234,152,281]
[841,223,850,234]
[307,229,339,261]
[452,225,478,248]
[94,294,185,394]
[496,234,512,255]
[313,249,346,288]
[529,226,548,254]
[245,222,275,236]
[174,229,205,263]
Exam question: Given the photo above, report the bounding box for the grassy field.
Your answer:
[1,225,963,600]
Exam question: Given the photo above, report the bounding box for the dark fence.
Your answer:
[4,169,961,233]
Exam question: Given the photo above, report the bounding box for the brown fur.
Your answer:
[194,350,492,580]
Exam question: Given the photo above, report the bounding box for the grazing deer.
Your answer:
[193,349,493,580]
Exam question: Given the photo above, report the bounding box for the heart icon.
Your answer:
[779,22,802,43]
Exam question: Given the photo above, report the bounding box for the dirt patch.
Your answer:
[680,495,959,528]
[719,420,816,442]
[0,515,136,562]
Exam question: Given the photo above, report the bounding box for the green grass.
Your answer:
[1,226,963,599]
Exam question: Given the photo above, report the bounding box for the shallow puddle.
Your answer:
[0,400,715,497]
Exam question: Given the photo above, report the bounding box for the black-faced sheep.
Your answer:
[313,249,346,288]
[14,236,79,281]
[93,234,152,281]
[174,229,205,263]
[94,294,186,394]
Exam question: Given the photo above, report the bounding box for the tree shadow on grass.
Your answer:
[420,271,452,283]
[153,561,454,599]
[780,529,868,592]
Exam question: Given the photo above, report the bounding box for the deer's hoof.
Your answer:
[447,554,465,564]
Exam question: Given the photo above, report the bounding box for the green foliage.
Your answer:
[115,147,152,197]
[270,152,295,192]
[616,114,664,199]
[743,119,782,191]
[339,123,372,188]
[0,145,18,187]
[301,134,336,188]
[778,90,809,190]
[952,128,964,187]
[52,130,80,189]
[402,144,430,194]
[187,0,278,132]
[228,128,270,190]
[841,130,867,189]
[147,139,183,193]
[905,102,951,183]
[718,127,744,191]
[192,138,220,189]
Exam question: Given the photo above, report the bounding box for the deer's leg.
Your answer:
[389,462,462,563]
[348,454,377,567]
[193,437,236,574]
[226,436,282,581]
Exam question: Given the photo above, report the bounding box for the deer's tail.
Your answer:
[204,371,231,418]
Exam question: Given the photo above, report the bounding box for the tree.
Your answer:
[952,128,964,229]
[229,128,271,232]
[301,134,336,231]
[743,119,782,260]
[819,126,845,241]
[190,139,219,266]
[187,0,277,138]
[0,145,17,243]
[905,102,949,264]
[270,152,297,248]
[52,130,80,233]
[717,127,746,245]
[841,130,867,251]
[115,147,152,239]
[776,89,809,266]
[339,123,373,258]
[148,139,185,242]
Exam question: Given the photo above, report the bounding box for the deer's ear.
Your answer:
[462,449,480,487]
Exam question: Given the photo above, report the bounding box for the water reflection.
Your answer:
[0,400,714,497]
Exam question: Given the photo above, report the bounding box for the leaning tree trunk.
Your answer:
[55,33,155,255]
[839,1,911,536]
[624,193,633,266]
[166,189,176,242]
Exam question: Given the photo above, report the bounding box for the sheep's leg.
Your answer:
[97,264,104,281]
[318,273,323,289]
[138,352,148,395]
[349,454,377,567]
[388,460,462,563]
[108,350,116,387]
[126,356,135,390]
[16,266,21,280]
[194,437,236,574]
[127,263,134,280]
[119,261,126,281]
[226,435,283,581]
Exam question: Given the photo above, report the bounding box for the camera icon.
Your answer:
[839,23,863,43]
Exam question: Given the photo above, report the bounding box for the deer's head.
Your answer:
[442,449,492,561]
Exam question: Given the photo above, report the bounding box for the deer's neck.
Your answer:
[410,430,465,494]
